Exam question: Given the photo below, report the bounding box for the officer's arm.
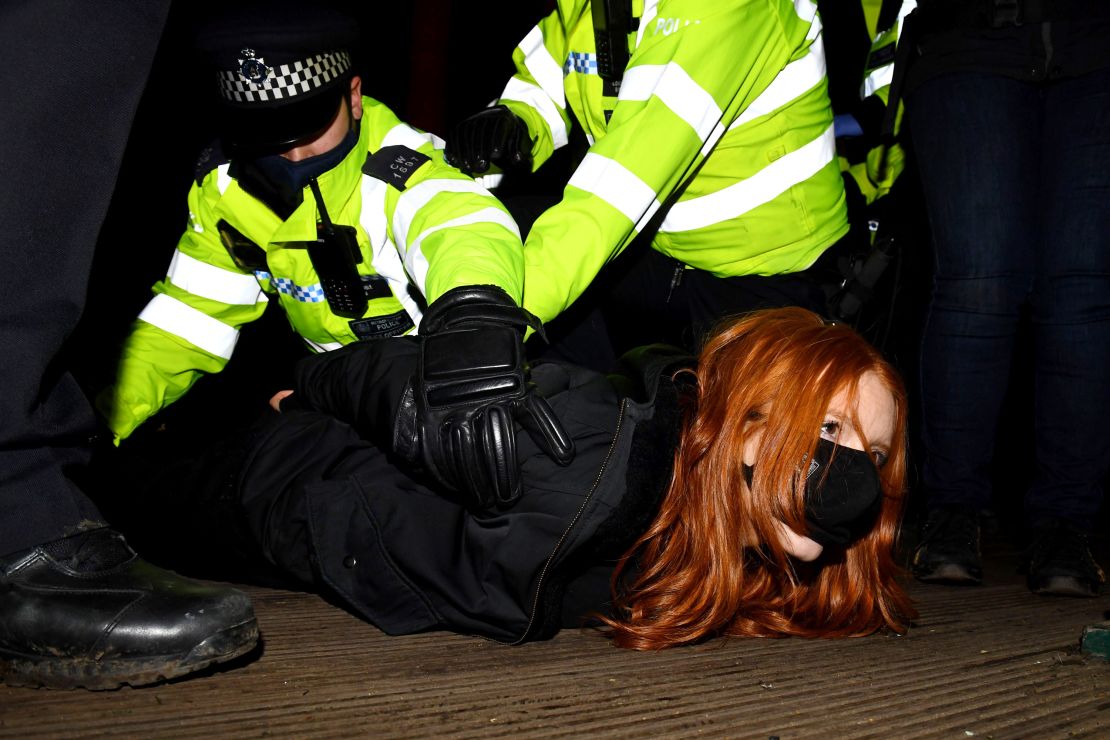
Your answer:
[410,286,574,507]
[355,97,525,305]
[98,177,269,441]
[443,12,573,177]
[374,148,524,304]
[495,9,573,173]
[521,1,799,323]
[284,288,575,509]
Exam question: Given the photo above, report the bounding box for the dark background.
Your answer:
[65,0,1104,561]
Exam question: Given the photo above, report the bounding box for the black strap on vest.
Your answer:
[876,0,904,38]
[879,8,919,145]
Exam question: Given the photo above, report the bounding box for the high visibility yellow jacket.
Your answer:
[101,97,524,441]
[842,0,915,205]
[499,0,849,323]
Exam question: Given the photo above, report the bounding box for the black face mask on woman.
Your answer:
[743,438,883,549]
[801,438,883,548]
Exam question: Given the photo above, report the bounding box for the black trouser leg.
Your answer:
[0,0,171,556]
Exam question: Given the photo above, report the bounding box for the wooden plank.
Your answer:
[1,557,1107,738]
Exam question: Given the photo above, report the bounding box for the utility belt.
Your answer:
[916,0,1110,31]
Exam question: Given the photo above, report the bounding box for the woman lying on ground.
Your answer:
[215,306,915,648]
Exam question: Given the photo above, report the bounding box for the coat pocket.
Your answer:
[305,477,442,635]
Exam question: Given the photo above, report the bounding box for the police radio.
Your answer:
[306,178,367,319]
[593,0,634,96]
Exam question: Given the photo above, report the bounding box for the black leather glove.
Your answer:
[406,285,575,508]
[443,105,533,176]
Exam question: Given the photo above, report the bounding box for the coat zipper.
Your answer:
[510,400,629,645]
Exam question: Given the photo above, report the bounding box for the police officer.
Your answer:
[1,1,259,690]
[445,0,850,364]
[100,4,574,505]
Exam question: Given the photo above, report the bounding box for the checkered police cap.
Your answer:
[196,2,360,152]
[216,49,352,105]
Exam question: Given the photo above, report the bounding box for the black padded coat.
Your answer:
[235,338,690,643]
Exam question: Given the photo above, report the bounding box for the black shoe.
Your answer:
[1025,519,1105,598]
[911,506,983,585]
[0,528,259,690]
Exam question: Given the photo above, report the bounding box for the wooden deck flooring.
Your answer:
[2,552,1107,738]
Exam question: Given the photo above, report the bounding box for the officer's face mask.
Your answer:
[230,124,361,220]
[250,126,360,194]
[743,438,883,550]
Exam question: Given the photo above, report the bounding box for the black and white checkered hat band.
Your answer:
[217,50,351,104]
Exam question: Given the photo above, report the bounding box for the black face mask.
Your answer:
[230,126,360,219]
[743,438,883,549]
[251,126,360,192]
[802,438,883,548]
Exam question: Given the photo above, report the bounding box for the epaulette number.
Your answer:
[362,145,431,191]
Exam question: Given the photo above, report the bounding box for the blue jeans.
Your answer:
[907,67,1110,531]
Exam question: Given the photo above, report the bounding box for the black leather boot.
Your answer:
[0,528,259,690]
[911,506,984,585]
[1025,519,1106,598]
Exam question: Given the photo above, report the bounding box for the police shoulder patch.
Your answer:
[362,145,431,191]
[194,141,229,186]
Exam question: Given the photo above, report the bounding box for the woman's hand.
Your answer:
[270,390,294,412]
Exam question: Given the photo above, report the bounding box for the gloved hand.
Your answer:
[406,285,575,508]
[444,105,533,176]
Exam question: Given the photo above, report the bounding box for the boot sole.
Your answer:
[1029,575,1100,599]
[913,562,982,585]
[0,617,259,690]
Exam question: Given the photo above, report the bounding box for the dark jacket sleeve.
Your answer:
[285,337,419,451]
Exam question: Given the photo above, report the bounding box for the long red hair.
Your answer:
[603,308,916,649]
